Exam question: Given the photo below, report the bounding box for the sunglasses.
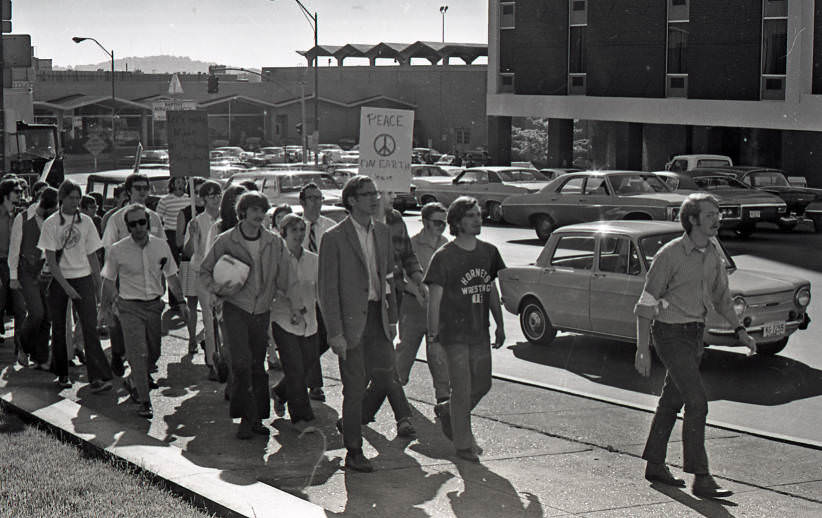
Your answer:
[126,218,148,228]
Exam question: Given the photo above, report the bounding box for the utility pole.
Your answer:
[300,80,307,162]
[440,5,448,43]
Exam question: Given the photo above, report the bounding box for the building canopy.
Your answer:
[298,41,487,66]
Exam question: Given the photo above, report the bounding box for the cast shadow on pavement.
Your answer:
[650,482,738,518]
[509,335,822,406]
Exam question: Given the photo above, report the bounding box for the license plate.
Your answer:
[749,210,761,218]
[762,321,785,338]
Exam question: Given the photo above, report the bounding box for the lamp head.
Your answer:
[72,37,87,43]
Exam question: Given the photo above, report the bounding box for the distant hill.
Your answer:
[61,55,216,74]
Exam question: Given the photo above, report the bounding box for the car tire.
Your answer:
[532,214,556,241]
[812,216,822,233]
[519,297,557,346]
[756,337,788,356]
[777,220,797,232]
[486,201,503,223]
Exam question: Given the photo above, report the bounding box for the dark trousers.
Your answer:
[108,311,160,370]
[47,275,111,382]
[642,321,710,475]
[271,322,317,423]
[306,305,328,389]
[223,302,270,422]
[339,301,411,452]
[18,270,51,364]
[118,297,163,403]
[0,261,27,349]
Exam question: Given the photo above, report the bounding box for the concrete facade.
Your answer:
[488,0,822,186]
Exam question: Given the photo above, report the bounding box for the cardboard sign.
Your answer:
[358,107,414,193]
[167,110,209,178]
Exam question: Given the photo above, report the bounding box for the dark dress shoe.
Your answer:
[148,377,159,390]
[396,417,416,438]
[345,451,374,473]
[137,403,153,419]
[308,387,326,401]
[111,355,126,378]
[692,475,733,499]
[644,463,686,487]
[236,420,253,440]
[251,421,269,435]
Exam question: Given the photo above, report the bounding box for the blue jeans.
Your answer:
[395,294,450,401]
[18,269,51,364]
[642,321,710,475]
[271,322,317,423]
[443,341,492,450]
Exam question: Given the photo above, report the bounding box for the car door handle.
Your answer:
[593,273,605,278]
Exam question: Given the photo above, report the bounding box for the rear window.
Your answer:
[697,159,732,168]
[550,236,595,270]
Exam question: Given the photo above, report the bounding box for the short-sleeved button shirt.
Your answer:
[424,239,506,345]
[102,235,178,301]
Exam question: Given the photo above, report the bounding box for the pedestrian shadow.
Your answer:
[650,482,738,518]
[509,336,822,406]
[161,309,186,337]
[330,418,454,518]
[448,461,543,518]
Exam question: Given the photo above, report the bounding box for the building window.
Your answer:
[569,26,586,74]
[667,23,688,74]
[570,0,587,26]
[499,73,515,93]
[456,128,471,145]
[763,0,787,18]
[762,19,787,75]
[668,0,689,22]
[500,2,515,30]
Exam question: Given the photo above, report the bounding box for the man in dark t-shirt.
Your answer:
[424,196,506,463]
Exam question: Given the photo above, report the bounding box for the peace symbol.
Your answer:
[373,134,396,157]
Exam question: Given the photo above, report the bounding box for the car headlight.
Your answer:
[719,205,740,219]
[733,296,747,317]
[795,287,811,307]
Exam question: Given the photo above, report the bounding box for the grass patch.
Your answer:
[0,406,216,518]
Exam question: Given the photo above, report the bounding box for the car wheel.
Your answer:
[812,216,822,233]
[777,220,797,232]
[756,337,788,356]
[519,297,557,346]
[486,201,503,223]
[735,223,755,239]
[532,214,556,241]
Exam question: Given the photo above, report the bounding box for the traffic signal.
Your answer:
[295,122,303,136]
[207,74,219,94]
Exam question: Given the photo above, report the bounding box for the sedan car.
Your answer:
[498,221,811,356]
[502,171,687,240]
[804,199,822,233]
[225,170,341,206]
[656,171,788,238]
[413,166,552,222]
[83,165,171,211]
[701,166,822,229]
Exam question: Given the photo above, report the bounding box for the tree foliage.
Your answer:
[511,117,550,165]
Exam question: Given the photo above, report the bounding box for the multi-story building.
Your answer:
[487,0,822,185]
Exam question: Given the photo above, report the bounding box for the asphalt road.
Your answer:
[403,212,822,448]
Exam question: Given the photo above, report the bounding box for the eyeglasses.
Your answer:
[126,218,148,228]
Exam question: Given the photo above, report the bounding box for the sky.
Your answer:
[15,0,488,69]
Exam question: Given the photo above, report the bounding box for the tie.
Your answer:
[308,223,317,252]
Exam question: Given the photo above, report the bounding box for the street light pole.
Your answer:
[440,5,448,43]
[272,0,319,167]
[73,36,116,168]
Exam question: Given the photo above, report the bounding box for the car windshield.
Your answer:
[279,173,339,192]
[749,172,790,187]
[696,159,732,168]
[693,176,750,190]
[639,232,735,270]
[609,174,670,195]
[496,169,549,182]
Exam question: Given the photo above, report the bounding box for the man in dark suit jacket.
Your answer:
[318,175,420,473]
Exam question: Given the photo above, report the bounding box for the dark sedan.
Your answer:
[501,171,686,240]
[656,171,788,238]
[694,167,822,230]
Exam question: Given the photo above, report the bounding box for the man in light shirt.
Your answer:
[101,204,186,418]
[0,178,27,362]
[38,179,112,391]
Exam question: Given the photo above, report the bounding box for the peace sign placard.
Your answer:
[358,107,414,193]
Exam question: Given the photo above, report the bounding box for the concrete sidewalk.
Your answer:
[1,318,821,518]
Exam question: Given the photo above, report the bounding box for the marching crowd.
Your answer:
[0,171,506,472]
[1,171,751,495]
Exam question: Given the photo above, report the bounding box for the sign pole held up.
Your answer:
[167,110,210,216]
